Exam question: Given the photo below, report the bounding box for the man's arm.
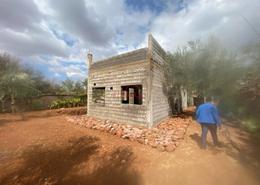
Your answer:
[195,106,200,120]
[212,106,221,126]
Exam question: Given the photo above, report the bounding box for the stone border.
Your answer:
[66,115,192,152]
[55,107,87,115]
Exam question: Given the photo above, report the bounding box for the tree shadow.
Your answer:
[0,111,60,125]
[0,136,141,185]
[190,127,260,181]
[0,119,10,127]
[221,127,260,178]
[16,111,59,121]
[189,133,215,149]
[189,133,201,146]
[222,119,241,128]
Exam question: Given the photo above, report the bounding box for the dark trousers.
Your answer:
[200,123,219,149]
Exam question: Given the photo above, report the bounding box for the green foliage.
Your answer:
[165,37,260,130]
[164,48,192,113]
[236,43,260,121]
[49,97,83,109]
[60,79,87,95]
[30,99,45,110]
[166,38,240,98]
[0,54,40,99]
[0,52,88,112]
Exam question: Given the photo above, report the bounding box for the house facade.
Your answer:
[87,34,170,127]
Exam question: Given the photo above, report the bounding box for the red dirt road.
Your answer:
[0,111,260,185]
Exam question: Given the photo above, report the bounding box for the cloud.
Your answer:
[0,0,154,60]
[23,55,87,82]
[0,0,42,31]
[44,0,155,58]
[0,0,71,57]
[1,0,259,82]
[0,27,70,57]
[46,0,115,47]
[150,0,260,51]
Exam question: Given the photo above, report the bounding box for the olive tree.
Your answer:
[0,53,39,112]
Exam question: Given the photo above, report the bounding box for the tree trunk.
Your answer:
[180,87,188,111]
[1,99,5,113]
[169,95,176,115]
[11,94,16,113]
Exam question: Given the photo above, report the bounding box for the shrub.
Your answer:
[49,97,85,109]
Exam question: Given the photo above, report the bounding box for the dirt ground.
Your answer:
[0,111,260,185]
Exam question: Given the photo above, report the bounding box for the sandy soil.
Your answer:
[0,110,259,185]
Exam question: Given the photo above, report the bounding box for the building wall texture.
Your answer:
[87,35,170,127]
[148,34,170,126]
[88,49,150,126]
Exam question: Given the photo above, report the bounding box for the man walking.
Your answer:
[196,97,221,149]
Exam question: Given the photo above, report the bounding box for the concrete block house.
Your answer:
[87,34,170,127]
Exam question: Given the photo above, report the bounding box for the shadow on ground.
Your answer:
[189,133,217,149]
[0,119,10,127]
[0,111,59,125]
[190,124,260,181]
[0,136,141,185]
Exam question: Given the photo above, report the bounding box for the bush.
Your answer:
[49,97,84,109]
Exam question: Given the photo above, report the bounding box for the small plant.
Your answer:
[50,100,59,109]
[49,97,84,109]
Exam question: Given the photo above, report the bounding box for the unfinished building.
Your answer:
[87,34,170,127]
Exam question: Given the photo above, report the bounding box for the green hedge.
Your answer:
[50,96,86,109]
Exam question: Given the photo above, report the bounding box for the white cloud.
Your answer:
[1,0,259,82]
[41,0,155,60]
[150,0,260,52]
[0,27,70,57]
[0,0,71,58]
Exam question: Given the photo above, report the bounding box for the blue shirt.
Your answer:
[196,103,221,124]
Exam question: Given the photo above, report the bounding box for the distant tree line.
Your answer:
[0,53,87,113]
[164,38,260,131]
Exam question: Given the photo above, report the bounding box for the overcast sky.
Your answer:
[0,0,259,82]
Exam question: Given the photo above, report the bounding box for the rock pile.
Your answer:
[55,107,87,115]
[66,116,192,152]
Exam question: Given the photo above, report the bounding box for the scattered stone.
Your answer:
[115,128,123,137]
[137,138,145,144]
[144,139,149,145]
[66,114,191,152]
[55,107,87,115]
[166,145,176,152]
[157,144,165,152]
[149,141,157,148]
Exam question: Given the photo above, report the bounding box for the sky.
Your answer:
[0,0,260,82]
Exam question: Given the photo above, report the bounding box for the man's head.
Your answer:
[205,96,212,102]
[212,97,220,106]
[205,96,220,105]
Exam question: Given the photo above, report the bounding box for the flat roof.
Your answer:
[90,48,148,70]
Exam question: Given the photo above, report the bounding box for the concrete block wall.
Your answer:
[87,35,170,127]
[88,49,151,126]
[148,34,170,126]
